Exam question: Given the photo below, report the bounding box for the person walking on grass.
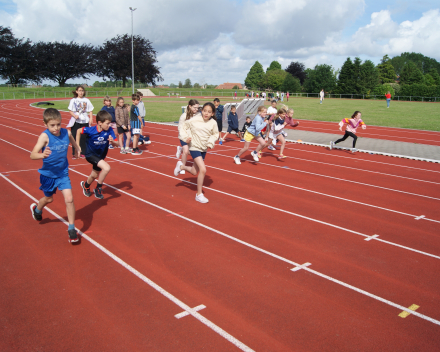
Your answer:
[30,108,81,244]
[330,111,366,153]
[385,91,391,108]
[320,89,325,104]
[174,102,219,204]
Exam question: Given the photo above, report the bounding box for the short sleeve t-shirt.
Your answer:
[267,106,277,116]
[68,97,94,124]
[81,126,116,159]
[130,105,140,122]
[39,128,70,178]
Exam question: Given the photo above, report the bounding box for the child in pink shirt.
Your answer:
[330,111,366,153]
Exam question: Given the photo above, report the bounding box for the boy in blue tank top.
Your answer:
[30,108,81,244]
[77,110,119,200]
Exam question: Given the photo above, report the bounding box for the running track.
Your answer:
[1,99,440,351]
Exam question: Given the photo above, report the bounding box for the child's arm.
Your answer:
[180,119,192,144]
[361,121,366,130]
[76,128,84,148]
[30,133,50,160]
[68,130,81,158]
[207,121,220,149]
[88,111,93,126]
[339,118,348,131]
[108,135,119,147]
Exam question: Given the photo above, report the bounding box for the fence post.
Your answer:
[44,92,45,98]
[96,91,97,97]
[422,97,424,102]
[363,95,364,99]
[34,92,35,99]
[24,93,25,99]
[65,91,66,98]
[55,92,56,98]
[307,93,308,98]
[410,96,411,101]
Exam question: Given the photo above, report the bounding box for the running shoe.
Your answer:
[81,181,92,197]
[80,154,86,159]
[195,193,209,203]
[125,148,132,153]
[240,139,245,142]
[131,148,143,155]
[352,148,357,153]
[251,151,259,162]
[234,156,241,165]
[180,170,186,175]
[94,187,104,199]
[138,140,143,145]
[72,155,78,160]
[120,148,127,154]
[329,141,334,150]
[174,160,183,176]
[109,145,114,149]
[272,138,277,146]
[258,150,262,158]
[268,145,276,151]
[144,140,151,145]
[278,154,287,159]
[68,229,80,244]
[219,139,223,145]
[176,146,183,159]
[30,203,42,221]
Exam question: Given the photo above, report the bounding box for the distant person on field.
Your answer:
[67,86,94,159]
[281,92,284,102]
[220,105,243,143]
[385,91,391,108]
[213,98,224,140]
[136,92,151,146]
[100,96,116,149]
[234,91,237,100]
[330,110,366,153]
[320,89,325,104]
[286,92,289,102]
[30,108,81,244]
[115,97,131,154]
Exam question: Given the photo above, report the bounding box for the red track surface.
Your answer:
[1,99,440,351]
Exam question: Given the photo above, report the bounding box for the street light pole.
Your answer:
[129,7,137,95]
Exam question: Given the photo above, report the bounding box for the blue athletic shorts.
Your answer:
[39,174,71,197]
[190,150,206,160]
[179,139,188,147]
[227,126,240,133]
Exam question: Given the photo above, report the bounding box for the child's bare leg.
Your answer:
[238,131,243,139]
[133,134,139,149]
[254,136,266,152]
[125,131,131,149]
[222,132,229,140]
[180,159,197,175]
[118,133,124,147]
[278,135,286,154]
[181,145,190,166]
[237,141,251,157]
[96,160,111,184]
[192,156,206,195]
[37,196,53,211]
[86,169,100,186]
[61,189,75,225]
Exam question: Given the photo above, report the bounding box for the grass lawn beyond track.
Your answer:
[31,96,440,131]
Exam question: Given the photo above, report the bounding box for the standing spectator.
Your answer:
[213,98,224,140]
[320,89,325,104]
[281,92,284,102]
[385,91,391,108]
[234,91,237,100]
[286,92,289,102]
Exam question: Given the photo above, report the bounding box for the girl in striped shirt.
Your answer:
[330,111,366,153]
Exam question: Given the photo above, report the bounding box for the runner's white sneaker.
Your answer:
[268,145,276,151]
[174,160,183,176]
[176,146,182,159]
[329,141,334,150]
[234,156,241,165]
[251,151,259,162]
[180,170,185,174]
[195,193,209,203]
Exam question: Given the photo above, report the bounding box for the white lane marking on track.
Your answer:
[364,235,379,241]
[415,215,426,220]
[0,174,254,352]
[2,171,440,328]
[1,135,440,261]
[291,263,312,272]
[175,305,207,319]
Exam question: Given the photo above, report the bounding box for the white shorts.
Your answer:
[269,132,283,141]
[131,128,141,135]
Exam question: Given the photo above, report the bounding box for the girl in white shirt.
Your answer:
[67,86,94,159]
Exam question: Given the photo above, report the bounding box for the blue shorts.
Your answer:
[227,126,240,133]
[180,139,188,147]
[39,174,71,197]
[190,150,206,160]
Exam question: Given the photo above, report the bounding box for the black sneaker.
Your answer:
[94,187,104,199]
[30,203,42,221]
[81,181,91,197]
[68,229,79,244]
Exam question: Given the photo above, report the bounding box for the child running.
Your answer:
[100,96,116,149]
[233,105,269,165]
[30,108,81,244]
[220,105,243,143]
[78,110,119,199]
[67,86,94,159]
[330,110,366,153]
[176,99,200,175]
[261,106,289,159]
[115,97,131,154]
[173,102,219,204]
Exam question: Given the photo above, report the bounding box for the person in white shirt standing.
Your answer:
[320,89,325,104]
[67,86,94,159]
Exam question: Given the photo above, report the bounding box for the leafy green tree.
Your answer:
[244,61,264,89]
[303,64,336,93]
[377,55,396,84]
[336,57,355,94]
[400,62,424,85]
[427,68,440,85]
[285,61,306,84]
[281,74,301,93]
[232,85,239,89]
[169,83,177,88]
[0,26,14,60]
[183,78,192,88]
[424,74,435,86]
[373,83,395,97]
[360,60,379,93]
[260,69,287,90]
[178,81,182,88]
[193,82,200,89]
[389,52,440,75]
[266,60,282,73]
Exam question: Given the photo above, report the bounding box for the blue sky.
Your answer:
[1,0,439,86]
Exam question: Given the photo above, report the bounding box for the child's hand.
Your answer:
[186,137,192,143]
[42,146,51,158]
[108,135,114,143]
[76,149,81,158]
[339,127,343,131]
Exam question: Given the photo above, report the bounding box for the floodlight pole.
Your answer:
[129,7,137,94]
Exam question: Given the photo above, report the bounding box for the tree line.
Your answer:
[0,26,163,87]
[245,52,440,97]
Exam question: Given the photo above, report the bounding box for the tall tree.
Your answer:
[360,60,379,93]
[428,68,440,85]
[34,41,96,87]
[260,69,288,90]
[97,34,162,88]
[266,61,282,73]
[281,74,301,93]
[285,61,306,84]
[244,61,264,89]
[389,52,440,75]
[303,64,336,93]
[183,78,192,88]
[400,62,425,85]
[377,55,396,84]
[336,57,355,94]
[0,26,14,59]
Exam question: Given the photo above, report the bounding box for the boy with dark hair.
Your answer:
[30,108,81,244]
[130,94,143,155]
[100,96,116,149]
[136,92,151,146]
[241,116,252,136]
[220,105,243,143]
[213,98,223,142]
[78,110,119,200]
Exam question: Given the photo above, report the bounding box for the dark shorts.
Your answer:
[227,126,240,133]
[179,139,188,147]
[190,150,206,160]
[86,155,103,172]
[117,126,129,134]
[217,119,222,132]
[39,174,71,197]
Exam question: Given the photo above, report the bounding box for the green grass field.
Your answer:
[31,96,440,131]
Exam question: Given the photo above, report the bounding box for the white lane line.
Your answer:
[175,305,207,319]
[0,173,254,352]
[415,215,426,220]
[2,135,439,262]
[5,169,440,328]
[291,263,312,272]
[364,235,380,241]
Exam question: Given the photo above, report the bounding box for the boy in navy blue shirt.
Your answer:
[100,96,116,149]
[30,108,81,244]
[78,110,119,200]
[213,98,224,142]
[220,105,243,143]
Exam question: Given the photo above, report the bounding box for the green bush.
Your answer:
[373,84,395,99]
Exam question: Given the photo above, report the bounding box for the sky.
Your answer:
[1,0,440,86]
